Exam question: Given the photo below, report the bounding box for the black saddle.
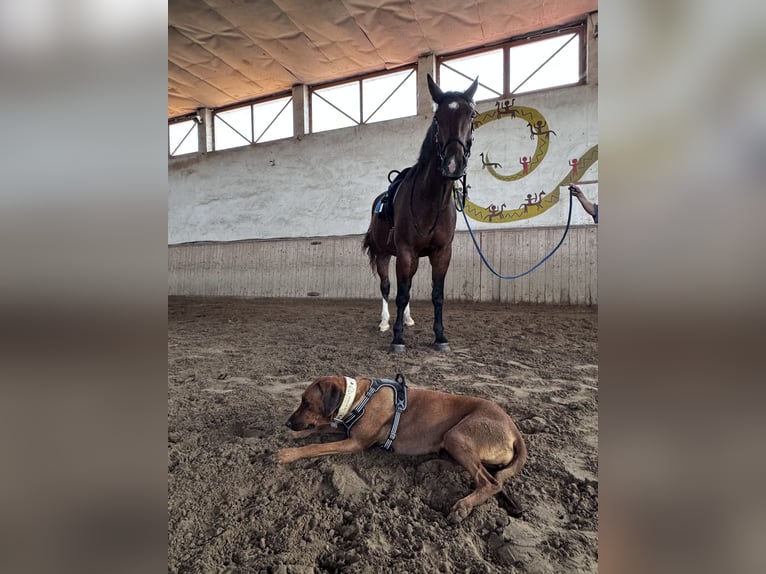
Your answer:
[374,167,412,225]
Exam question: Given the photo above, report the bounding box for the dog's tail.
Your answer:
[495,435,527,483]
[494,436,528,517]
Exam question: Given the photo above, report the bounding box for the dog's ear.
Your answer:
[320,379,343,418]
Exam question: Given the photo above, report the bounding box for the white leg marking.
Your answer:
[404,303,415,326]
[378,297,390,332]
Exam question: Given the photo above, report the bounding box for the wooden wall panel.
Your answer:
[168,226,597,304]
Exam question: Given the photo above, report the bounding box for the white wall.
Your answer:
[168,84,598,244]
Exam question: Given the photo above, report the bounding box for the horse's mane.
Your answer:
[416,121,437,167]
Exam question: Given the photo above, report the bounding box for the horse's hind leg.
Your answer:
[376,256,392,332]
[404,303,414,326]
[392,253,418,352]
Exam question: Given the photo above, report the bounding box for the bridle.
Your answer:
[410,96,477,237]
[432,100,476,176]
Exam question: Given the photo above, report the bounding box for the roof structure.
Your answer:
[169,0,597,118]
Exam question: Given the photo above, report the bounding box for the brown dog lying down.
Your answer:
[277,375,527,521]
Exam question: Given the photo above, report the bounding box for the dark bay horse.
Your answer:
[362,74,478,352]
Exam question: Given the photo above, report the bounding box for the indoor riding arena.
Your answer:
[168,2,599,573]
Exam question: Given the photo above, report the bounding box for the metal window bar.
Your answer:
[170,120,197,156]
[363,69,414,124]
[439,63,502,99]
[215,109,253,148]
[312,88,360,127]
[510,32,578,94]
[254,97,293,143]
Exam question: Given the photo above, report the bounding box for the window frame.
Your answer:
[437,22,586,102]
[168,113,200,157]
[212,91,294,151]
[309,64,417,134]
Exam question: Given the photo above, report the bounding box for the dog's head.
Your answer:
[285,376,344,431]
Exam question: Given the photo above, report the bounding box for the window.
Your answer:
[438,24,584,100]
[509,33,581,94]
[362,69,416,124]
[311,67,416,133]
[214,106,252,151]
[214,95,294,151]
[253,96,293,143]
[439,49,504,100]
[312,82,359,132]
[168,118,198,156]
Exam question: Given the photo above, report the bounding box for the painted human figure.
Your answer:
[520,156,530,175]
[495,98,516,118]
[527,120,556,139]
[569,158,579,176]
[519,191,545,213]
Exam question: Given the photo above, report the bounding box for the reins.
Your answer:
[454,181,574,280]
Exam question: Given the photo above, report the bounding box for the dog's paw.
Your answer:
[275,448,298,464]
[447,503,472,525]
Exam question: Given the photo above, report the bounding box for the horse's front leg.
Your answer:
[392,253,418,352]
[430,248,452,351]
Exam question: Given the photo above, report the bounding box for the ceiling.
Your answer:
[168,0,597,118]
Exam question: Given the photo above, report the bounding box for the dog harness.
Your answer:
[331,374,408,451]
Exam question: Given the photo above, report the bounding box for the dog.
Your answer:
[276,375,527,521]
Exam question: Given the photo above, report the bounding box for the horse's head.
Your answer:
[428,73,479,179]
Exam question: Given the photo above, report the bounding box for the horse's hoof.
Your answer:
[390,344,406,353]
[404,319,415,327]
[433,342,450,352]
[378,324,390,332]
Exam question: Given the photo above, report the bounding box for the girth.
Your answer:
[331,374,408,451]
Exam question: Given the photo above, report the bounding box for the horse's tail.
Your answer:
[361,228,378,275]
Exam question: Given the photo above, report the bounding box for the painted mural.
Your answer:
[463,98,598,224]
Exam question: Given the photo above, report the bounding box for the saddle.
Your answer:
[374,167,412,225]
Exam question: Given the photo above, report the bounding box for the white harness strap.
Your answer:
[336,377,358,419]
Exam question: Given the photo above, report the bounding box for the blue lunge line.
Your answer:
[459,188,574,280]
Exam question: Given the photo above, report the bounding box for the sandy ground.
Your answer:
[168,297,598,573]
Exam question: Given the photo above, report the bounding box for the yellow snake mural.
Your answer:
[465,102,598,223]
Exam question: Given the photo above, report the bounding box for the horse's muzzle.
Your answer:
[441,154,467,179]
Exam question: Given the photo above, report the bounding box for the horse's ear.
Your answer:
[463,76,479,102]
[427,73,444,104]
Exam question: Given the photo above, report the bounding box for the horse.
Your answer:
[362,74,478,352]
